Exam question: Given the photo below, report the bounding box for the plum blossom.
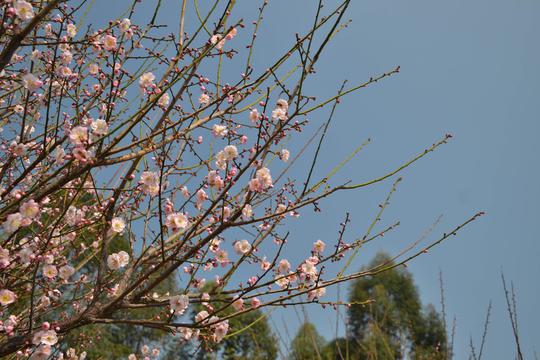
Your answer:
[207,170,224,189]
[242,204,253,220]
[181,186,190,198]
[307,287,326,301]
[272,98,289,120]
[73,147,92,163]
[42,265,58,279]
[234,240,251,255]
[215,150,227,170]
[90,119,108,136]
[225,27,238,40]
[280,149,290,162]
[158,92,170,107]
[34,329,58,346]
[69,126,89,146]
[169,294,189,315]
[276,203,287,215]
[180,327,199,340]
[120,18,131,32]
[139,72,155,89]
[10,141,27,157]
[195,310,209,323]
[140,171,160,196]
[4,213,23,233]
[223,145,238,160]
[251,297,261,309]
[274,274,292,288]
[313,239,326,253]
[249,167,273,192]
[166,212,189,232]
[210,34,224,50]
[199,93,210,106]
[211,318,229,342]
[14,1,34,21]
[58,66,73,78]
[196,189,208,209]
[66,23,77,38]
[20,199,40,220]
[102,35,117,51]
[22,73,43,92]
[111,217,126,233]
[212,124,228,137]
[277,259,291,274]
[59,265,75,280]
[107,251,130,270]
[0,289,16,306]
[232,297,244,311]
[216,249,229,265]
[249,108,260,123]
[88,63,99,75]
[66,206,85,226]
[301,261,317,278]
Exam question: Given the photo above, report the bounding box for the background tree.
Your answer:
[347,252,447,359]
[290,321,327,360]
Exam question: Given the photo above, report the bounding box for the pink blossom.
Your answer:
[111,217,126,233]
[102,35,117,51]
[251,297,261,309]
[166,212,189,232]
[119,18,131,33]
[278,259,291,274]
[69,126,89,145]
[169,294,189,315]
[140,171,160,196]
[249,109,260,123]
[139,72,155,89]
[107,251,130,270]
[308,287,326,301]
[242,204,253,220]
[223,145,238,160]
[313,239,326,253]
[232,297,244,311]
[196,189,208,209]
[20,200,40,220]
[14,1,34,21]
[59,265,75,280]
[42,264,58,279]
[0,289,16,306]
[280,149,290,162]
[199,93,210,106]
[212,124,228,137]
[4,213,23,233]
[66,23,77,38]
[22,73,43,92]
[234,240,251,255]
[225,27,238,40]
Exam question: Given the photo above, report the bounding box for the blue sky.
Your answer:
[87,0,540,358]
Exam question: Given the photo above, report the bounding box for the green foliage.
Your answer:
[321,338,350,360]
[290,322,326,360]
[346,252,447,359]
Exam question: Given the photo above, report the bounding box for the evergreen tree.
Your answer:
[290,322,326,360]
[347,252,447,359]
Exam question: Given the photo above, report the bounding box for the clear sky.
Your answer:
[87,0,540,358]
